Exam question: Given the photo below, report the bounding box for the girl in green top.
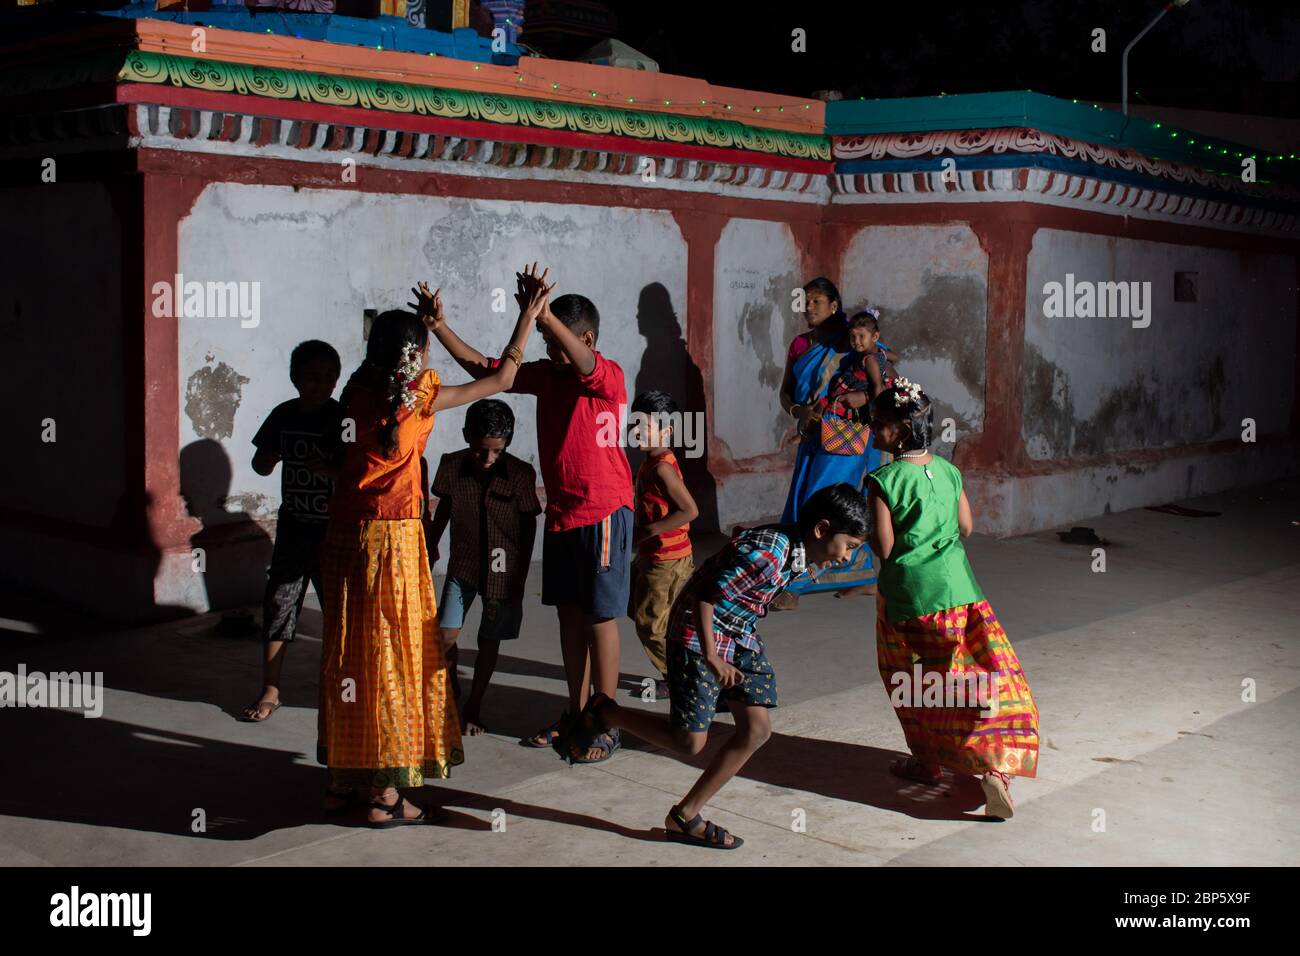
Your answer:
[866,379,1039,820]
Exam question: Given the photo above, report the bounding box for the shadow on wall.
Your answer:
[179,439,272,613]
[632,282,719,533]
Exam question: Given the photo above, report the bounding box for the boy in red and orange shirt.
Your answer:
[627,390,698,700]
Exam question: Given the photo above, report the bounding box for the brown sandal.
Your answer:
[239,698,281,722]
[890,756,942,785]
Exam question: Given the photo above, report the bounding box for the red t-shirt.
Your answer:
[506,351,634,532]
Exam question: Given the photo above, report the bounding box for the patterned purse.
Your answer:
[820,411,870,456]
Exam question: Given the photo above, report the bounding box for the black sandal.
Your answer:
[560,695,618,765]
[367,795,439,829]
[520,717,563,749]
[665,805,743,849]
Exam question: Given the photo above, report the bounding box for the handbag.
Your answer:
[819,410,870,456]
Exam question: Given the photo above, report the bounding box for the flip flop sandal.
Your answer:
[665,806,743,850]
[890,756,943,786]
[366,795,442,829]
[980,772,1015,819]
[238,699,282,723]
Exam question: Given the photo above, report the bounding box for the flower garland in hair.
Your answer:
[389,343,424,410]
[863,306,881,319]
[893,376,924,407]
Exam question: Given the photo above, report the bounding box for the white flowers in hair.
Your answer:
[390,343,423,410]
[893,376,924,408]
[863,307,881,319]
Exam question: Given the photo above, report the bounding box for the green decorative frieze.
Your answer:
[117,50,830,162]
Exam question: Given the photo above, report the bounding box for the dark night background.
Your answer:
[599,0,1298,119]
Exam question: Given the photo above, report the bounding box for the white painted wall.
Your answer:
[712,218,803,461]
[177,184,688,572]
[1024,230,1295,459]
[841,224,989,459]
[711,218,803,526]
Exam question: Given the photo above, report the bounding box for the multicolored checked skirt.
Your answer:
[876,595,1039,777]
[317,518,464,789]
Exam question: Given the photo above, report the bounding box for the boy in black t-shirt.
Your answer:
[241,340,343,723]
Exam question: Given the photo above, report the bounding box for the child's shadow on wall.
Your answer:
[179,439,272,613]
[633,283,719,532]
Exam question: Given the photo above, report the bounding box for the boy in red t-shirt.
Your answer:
[426,265,635,764]
[628,390,698,701]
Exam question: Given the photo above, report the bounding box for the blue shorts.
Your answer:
[667,642,779,733]
[437,576,523,641]
[541,506,632,619]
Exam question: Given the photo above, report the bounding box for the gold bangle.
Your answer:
[503,346,522,367]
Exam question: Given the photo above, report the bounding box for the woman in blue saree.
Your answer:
[775,277,881,610]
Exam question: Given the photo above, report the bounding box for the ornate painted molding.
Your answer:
[117,51,831,162]
[834,128,1295,204]
[833,167,1298,234]
[0,101,822,198]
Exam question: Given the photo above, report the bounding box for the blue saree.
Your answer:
[781,326,880,594]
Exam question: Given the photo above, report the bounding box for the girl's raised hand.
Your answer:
[410,281,444,331]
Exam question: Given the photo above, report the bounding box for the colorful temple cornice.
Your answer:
[1,12,1296,228]
[115,50,830,162]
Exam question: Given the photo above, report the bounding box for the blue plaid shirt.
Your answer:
[669,527,799,663]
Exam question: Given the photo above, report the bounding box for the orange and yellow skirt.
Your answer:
[876,596,1039,778]
[317,518,463,789]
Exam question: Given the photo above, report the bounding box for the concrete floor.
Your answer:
[2,479,1297,866]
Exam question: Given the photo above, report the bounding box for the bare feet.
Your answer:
[461,706,488,736]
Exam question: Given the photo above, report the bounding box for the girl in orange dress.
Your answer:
[319,267,550,827]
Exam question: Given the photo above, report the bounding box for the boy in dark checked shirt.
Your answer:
[577,484,870,849]
[426,399,541,736]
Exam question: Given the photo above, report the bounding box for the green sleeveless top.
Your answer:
[867,455,984,622]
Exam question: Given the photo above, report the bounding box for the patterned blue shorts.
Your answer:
[667,642,779,733]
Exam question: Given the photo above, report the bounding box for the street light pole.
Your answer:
[1122,0,1193,116]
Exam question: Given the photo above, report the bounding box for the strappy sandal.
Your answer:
[665,805,743,850]
[890,756,943,785]
[367,794,440,829]
[238,698,281,722]
[981,771,1015,819]
[563,695,619,765]
[520,717,563,749]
